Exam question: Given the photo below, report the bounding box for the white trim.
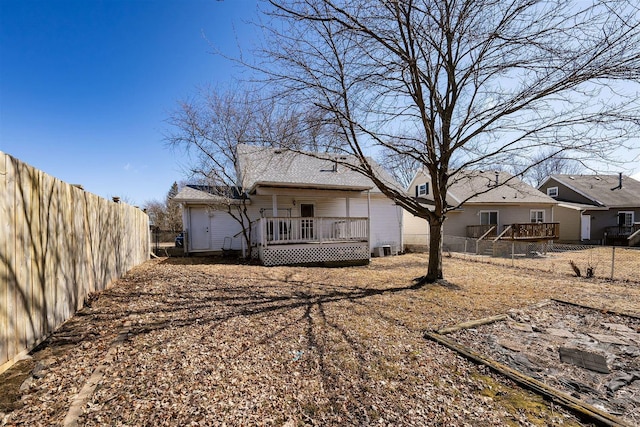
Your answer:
[530,209,545,223]
[418,182,429,196]
[406,169,424,191]
[581,214,591,240]
[546,186,558,197]
[479,210,499,225]
[618,211,635,226]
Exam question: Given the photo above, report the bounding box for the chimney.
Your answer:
[494,171,499,186]
[610,173,623,191]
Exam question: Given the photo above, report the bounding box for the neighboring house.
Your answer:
[404,170,559,250]
[538,174,640,245]
[173,145,404,266]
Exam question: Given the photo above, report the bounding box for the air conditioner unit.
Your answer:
[373,246,386,257]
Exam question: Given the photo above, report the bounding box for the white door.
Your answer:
[189,207,212,250]
[580,214,591,241]
[300,203,315,239]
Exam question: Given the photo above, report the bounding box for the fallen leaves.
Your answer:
[2,254,638,426]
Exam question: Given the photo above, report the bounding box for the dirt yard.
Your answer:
[1,254,639,426]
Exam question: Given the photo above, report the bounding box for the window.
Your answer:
[530,210,545,223]
[416,183,429,197]
[618,211,634,227]
[547,187,558,197]
[480,211,498,225]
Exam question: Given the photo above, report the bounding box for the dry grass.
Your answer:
[2,254,639,426]
[454,245,640,283]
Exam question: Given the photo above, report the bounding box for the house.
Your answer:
[538,174,640,245]
[404,170,559,251]
[173,145,404,266]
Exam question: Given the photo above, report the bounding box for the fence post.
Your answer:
[611,246,615,280]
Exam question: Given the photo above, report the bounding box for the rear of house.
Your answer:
[404,170,558,251]
[174,145,404,265]
[539,174,640,246]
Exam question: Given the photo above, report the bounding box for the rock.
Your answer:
[508,353,542,372]
[31,362,48,379]
[588,333,629,345]
[621,346,640,357]
[606,373,635,393]
[19,376,33,391]
[507,321,533,332]
[616,331,640,345]
[546,328,575,338]
[602,323,635,333]
[497,339,526,352]
[558,347,609,373]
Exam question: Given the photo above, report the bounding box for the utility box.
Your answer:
[374,245,397,257]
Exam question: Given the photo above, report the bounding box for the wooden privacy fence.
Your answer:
[0,152,150,373]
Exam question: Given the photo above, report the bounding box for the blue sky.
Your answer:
[1,1,639,208]
[1,0,261,206]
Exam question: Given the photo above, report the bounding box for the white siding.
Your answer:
[183,190,402,254]
[403,210,430,246]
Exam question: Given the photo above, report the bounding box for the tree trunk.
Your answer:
[425,221,444,283]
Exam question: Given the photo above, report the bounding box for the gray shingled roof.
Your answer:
[236,144,402,193]
[412,169,556,206]
[547,174,640,207]
[173,185,246,204]
[448,170,557,204]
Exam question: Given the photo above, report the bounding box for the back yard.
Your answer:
[1,254,639,426]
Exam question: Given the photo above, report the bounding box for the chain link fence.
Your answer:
[440,235,639,283]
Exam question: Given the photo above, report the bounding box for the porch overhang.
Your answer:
[249,182,372,195]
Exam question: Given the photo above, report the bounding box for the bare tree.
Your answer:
[165,86,328,257]
[379,143,422,189]
[259,0,640,283]
[143,200,167,229]
[520,150,584,188]
[165,87,259,257]
[144,182,184,232]
[165,181,183,232]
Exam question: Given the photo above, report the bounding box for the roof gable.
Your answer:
[410,169,556,206]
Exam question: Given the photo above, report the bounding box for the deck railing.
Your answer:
[467,223,559,241]
[257,217,369,246]
[467,224,498,239]
[501,222,559,240]
[604,224,640,238]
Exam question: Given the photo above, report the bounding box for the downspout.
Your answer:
[272,194,278,241]
[399,204,404,253]
[346,196,351,239]
[367,190,371,254]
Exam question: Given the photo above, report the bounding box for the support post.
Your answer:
[611,246,615,280]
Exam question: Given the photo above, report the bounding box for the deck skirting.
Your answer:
[259,242,370,266]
